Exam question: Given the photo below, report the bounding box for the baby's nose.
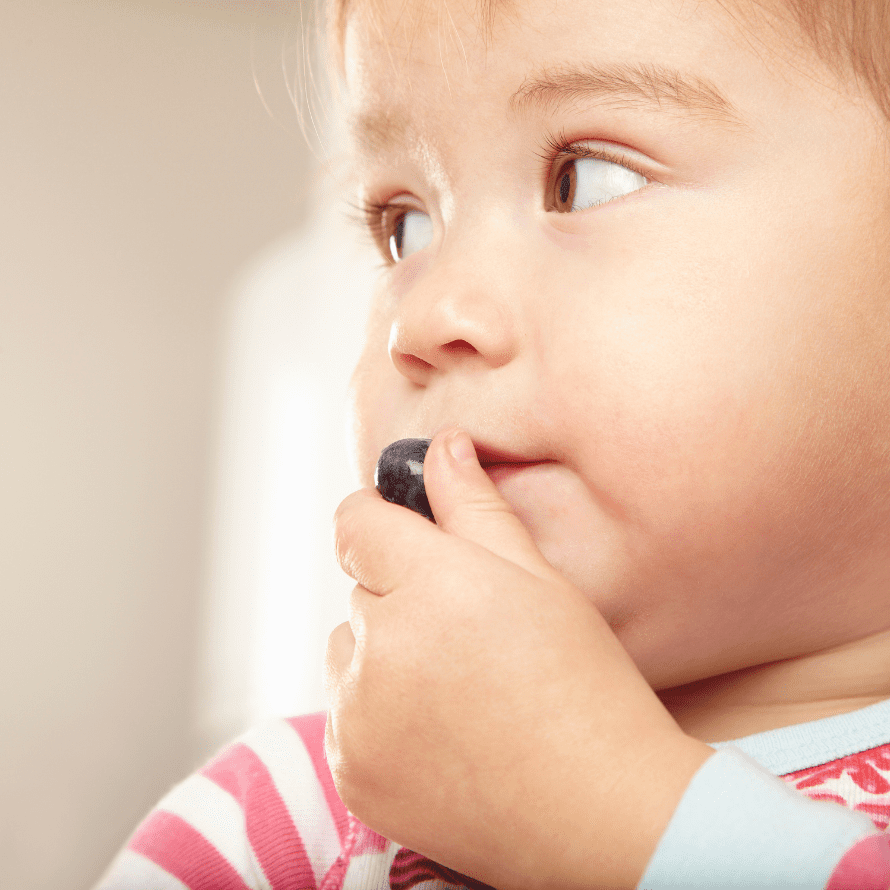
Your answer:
[387,267,518,384]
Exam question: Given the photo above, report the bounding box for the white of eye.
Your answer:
[389,209,433,262]
[571,157,648,211]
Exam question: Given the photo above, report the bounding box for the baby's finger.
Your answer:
[325,619,355,670]
[423,428,556,580]
[323,618,357,741]
[324,620,355,687]
[333,487,444,596]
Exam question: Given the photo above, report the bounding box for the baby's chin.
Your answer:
[486,460,636,625]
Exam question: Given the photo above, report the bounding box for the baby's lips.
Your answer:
[375,438,435,522]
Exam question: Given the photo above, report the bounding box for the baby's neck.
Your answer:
[658,627,890,743]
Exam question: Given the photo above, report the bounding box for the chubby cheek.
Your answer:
[561,318,890,688]
[532,236,882,684]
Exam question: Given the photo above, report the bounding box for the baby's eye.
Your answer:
[388,208,433,262]
[549,155,648,213]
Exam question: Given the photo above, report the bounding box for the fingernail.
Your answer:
[447,429,476,465]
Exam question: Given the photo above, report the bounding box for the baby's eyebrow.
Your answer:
[349,108,408,161]
[348,61,749,161]
[510,61,749,131]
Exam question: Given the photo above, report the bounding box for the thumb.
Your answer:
[424,427,553,577]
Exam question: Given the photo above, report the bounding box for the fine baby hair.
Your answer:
[325,0,890,124]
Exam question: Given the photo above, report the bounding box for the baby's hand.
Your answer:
[325,428,711,890]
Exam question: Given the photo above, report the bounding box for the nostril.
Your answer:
[396,352,435,373]
[390,340,481,381]
[441,339,477,358]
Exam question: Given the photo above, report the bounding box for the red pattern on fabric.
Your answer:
[788,747,890,795]
[202,743,318,890]
[782,743,890,830]
[129,810,252,890]
[122,716,890,890]
[389,848,495,890]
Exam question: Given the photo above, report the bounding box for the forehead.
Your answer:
[341,0,840,161]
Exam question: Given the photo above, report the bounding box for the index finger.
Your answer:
[333,487,444,596]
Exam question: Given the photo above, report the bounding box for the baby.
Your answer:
[96,0,890,887]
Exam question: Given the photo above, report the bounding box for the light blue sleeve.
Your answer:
[637,745,879,889]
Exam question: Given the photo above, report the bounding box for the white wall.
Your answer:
[0,3,358,887]
[196,200,378,757]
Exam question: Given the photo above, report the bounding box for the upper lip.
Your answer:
[412,429,549,468]
[464,440,547,469]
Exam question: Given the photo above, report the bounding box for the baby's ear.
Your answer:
[422,428,552,577]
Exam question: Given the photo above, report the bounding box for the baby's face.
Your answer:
[344,0,890,690]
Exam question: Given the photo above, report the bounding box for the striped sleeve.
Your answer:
[94,712,349,890]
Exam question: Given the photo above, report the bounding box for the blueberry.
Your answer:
[375,438,434,522]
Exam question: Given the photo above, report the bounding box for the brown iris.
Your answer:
[552,158,578,213]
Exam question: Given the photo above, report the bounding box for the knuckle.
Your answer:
[332,492,358,540]
[333,494,365,575]
[325,620,355,667]
[324,623,353,707]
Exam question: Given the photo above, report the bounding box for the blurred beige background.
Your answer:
[0,2,353,887]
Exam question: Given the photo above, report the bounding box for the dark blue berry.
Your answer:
[375,438,434,522]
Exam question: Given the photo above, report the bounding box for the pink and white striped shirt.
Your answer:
[97,713,491,890]
[95,709,890,889]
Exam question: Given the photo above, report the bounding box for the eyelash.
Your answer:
[537,128,651,183]
[352,132,650,263]
[350,196,400,260]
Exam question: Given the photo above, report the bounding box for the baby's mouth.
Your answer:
[468,444,555,493]
[483,461,554,489]
[472,442,547,471]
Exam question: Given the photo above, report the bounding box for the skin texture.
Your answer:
[325,0,890,885]
[329,431,712,888]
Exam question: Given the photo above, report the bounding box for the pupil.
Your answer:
[559,169,571,205]
[394,217,405,253]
